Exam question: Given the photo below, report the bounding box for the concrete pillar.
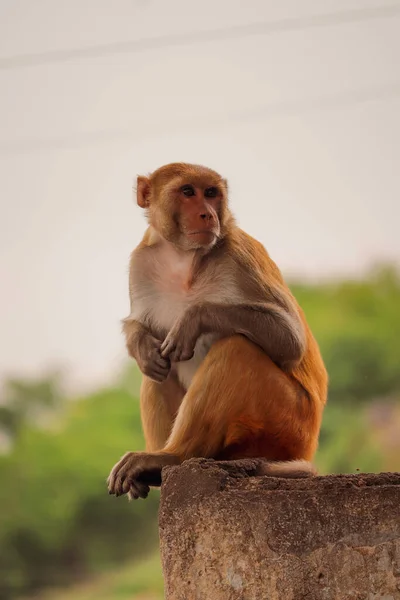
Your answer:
[159,458,400,600]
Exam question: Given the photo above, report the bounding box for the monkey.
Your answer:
[107,163,328,500]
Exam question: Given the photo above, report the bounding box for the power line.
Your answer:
[1,81,399,155]
[1,3,400,70]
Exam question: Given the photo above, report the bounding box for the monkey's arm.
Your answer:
[123,318,170,382]
[202,301,305,368]
[160,301,306,370]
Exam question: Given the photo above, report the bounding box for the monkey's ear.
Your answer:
[222,178,229,194]
[136,176,151,208]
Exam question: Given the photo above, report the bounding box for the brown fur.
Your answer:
[107,163,328,500]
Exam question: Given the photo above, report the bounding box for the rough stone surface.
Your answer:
[159,459,400,600]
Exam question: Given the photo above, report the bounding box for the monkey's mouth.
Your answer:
[187,230,216,236]
[186,230,218,247]
[187,227,220,238]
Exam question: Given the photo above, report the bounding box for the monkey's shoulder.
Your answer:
[224,227,284,286]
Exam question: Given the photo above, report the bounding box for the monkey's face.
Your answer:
[166,177,224,250]
[137,163,230,252]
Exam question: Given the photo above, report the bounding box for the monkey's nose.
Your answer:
[200,213,212,220]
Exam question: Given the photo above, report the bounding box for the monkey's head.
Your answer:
[136,163,232,251]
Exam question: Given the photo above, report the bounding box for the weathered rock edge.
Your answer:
[159,458,400,600]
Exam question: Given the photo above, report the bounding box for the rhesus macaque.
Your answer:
[107,163,328,500]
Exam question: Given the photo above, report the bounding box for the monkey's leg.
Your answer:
[108,336,322,498]
[163,335,321,462]
[140,375,184,452]
[106,375,184,499]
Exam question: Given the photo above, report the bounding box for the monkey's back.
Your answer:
[229,227,328,410]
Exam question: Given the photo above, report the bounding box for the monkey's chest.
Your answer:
[147,280,193,333]
[133,277,232,390]
[132,256,243,388]
[145,287,218,389]
[140,273,238,334]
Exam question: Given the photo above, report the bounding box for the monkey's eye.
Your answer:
[204,187,218,198]
[181,185,195,197]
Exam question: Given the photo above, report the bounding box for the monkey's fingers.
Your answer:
[128,480,150,501]
[108,452,152,497]
[114,473,129,496]
[174,346,195,362]
[160,333,177,358]
[147,365,170,383]
[113,473,150,499]
[107,452,133,494]
[165,344,194,363]
[152,361,170,375]
[154,352,170,369]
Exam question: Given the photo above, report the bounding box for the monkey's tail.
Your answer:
[257,459,317,478]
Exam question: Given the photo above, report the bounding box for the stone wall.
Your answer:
[159,458,400,600]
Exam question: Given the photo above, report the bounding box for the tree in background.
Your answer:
[0,372,63,449]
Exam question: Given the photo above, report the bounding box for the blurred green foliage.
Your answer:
[294,266,400,404]
[0,266,399,599]
[0,370,159,599]
[40,553,164,600]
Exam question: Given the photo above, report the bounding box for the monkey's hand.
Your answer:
[107,451,179,500]
[135,333,171,382]
[160,308,201,362]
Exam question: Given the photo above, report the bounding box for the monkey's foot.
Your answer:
[107,452,180,500]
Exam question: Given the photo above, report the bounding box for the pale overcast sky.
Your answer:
[0,0,399,390]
